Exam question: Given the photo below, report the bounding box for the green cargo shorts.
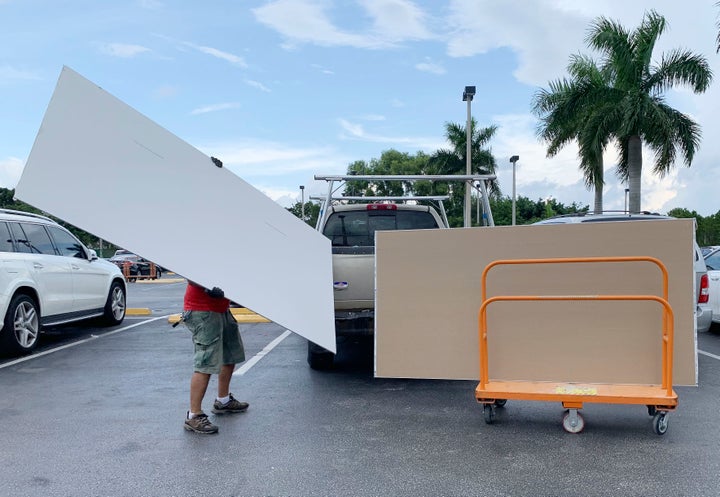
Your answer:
[183,310,245,374]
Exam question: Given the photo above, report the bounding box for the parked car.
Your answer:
[533,212,712,333]
[109,253,163,280]
[0,209,127,356]
[701,246,720,330]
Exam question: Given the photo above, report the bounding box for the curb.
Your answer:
[166,308,271,325]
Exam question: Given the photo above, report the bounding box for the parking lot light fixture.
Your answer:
[509,155,519,225]
[462,86,476,228]
[300,185,305,221]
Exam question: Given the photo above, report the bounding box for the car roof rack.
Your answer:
[545,210,661,220]
[0,208,55,223]
[313,174,497,229]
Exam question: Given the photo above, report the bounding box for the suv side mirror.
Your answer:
[88,248,99,261]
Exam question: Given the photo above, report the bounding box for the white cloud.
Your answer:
[197,139,346,177]
[190,102,241,115]
[0,157,24,189]
[338,118,446,150]
[360,0,434,41]
[311,63,335,75]
[245,79,271,92]
[415,59,445,75]
[182,41,247,67]
[253,0,434,49]
[98,43,151,58]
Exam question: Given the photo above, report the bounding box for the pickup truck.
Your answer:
[308,202,448,369]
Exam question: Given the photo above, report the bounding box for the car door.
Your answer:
[46,225,108,313]
[704,250,720,321]
[10,221,74,319]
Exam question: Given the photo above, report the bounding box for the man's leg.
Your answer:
[190,371,211,414]
[217,364,235,398]
[212,363,249,414]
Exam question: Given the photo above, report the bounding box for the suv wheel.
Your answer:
[102,281,126,326]
[1,294,40,355]
[307,341,334,370]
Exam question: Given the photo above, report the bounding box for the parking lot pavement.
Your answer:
[1,281,720,496]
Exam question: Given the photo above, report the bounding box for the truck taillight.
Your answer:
[367,204,397,210]
[699,274,709,304]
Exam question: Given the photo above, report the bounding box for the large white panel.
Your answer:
[16,66,336,352]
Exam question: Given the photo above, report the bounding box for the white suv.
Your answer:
[0,209,127,356]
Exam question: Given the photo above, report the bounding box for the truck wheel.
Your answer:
[307,342,334,370]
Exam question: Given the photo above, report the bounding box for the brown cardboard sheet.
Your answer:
[375,219,696,385]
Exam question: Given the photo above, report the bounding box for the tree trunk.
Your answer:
[593,156,604,213]
[627,136,642,213]
[593,184,603,213]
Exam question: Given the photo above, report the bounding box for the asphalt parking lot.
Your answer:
[1,279,719,497]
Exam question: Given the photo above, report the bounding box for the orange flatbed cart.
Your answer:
[475,256,678,435]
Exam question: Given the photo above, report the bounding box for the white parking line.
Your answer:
[699,349,720,361]
[233,330,292,376]
[0,316,170,370]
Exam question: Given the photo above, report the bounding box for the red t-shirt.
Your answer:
[183,282,230,313]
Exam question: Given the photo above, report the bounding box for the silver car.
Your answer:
[533,213,712,333]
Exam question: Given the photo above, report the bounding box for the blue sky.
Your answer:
[2,0,720,215]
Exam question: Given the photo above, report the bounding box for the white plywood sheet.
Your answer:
[16,66,336,352]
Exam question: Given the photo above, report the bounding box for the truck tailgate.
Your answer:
[332,252,374,310]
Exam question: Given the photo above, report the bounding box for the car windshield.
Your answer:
[323,209,439,247]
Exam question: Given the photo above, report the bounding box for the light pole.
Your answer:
[624,188,629,213]
[509,155,519,225]
[475,182,480,226]
[462,86,475,228]
[299,185,305,222]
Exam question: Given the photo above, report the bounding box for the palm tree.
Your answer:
[533,54,612,213]
[427,119,499,226]
[586,10,711,213]
[429,119,499,189]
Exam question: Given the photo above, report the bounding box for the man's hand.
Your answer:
[205,287,225,299]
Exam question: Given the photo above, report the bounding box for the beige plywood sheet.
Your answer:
[15,66,336,352]
[375,219,696,385]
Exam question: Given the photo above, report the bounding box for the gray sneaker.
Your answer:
[212,393,249,414]
[184,412,218,434]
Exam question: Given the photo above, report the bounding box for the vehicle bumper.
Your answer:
[335,309,374,337]
[697,304,713,332]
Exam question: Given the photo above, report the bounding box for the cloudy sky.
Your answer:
[2,0,720,215]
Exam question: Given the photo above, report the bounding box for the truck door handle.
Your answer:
[333,281,348,290]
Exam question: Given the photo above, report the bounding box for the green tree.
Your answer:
[533,54,612,213]
[0,187,113,251]
[490,195,588,226]
[343,150,429,199]
[286,200,320,228]
[585,10,712,213]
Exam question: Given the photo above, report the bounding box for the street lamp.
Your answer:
[624,188,629,213]
[462,86,475,228]
[509,155,519,225]
[299,185,305,221]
